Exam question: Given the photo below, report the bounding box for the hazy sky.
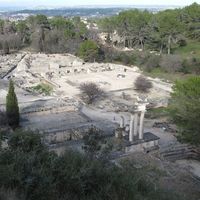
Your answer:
[0,0,199,7]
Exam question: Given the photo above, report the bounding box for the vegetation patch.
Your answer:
[0,130,185,200]
[146,107,169,119]
[31,83,53,96]
[77,40,100,62]
[134,75,153,93]
[79,82,105,104]
[174,40,200,58]
[144,68,194,83]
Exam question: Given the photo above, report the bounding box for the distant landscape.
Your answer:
[0,5,181,20]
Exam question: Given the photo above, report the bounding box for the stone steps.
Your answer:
[160,144,200,161]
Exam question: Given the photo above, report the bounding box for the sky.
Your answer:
[0,0,199,7]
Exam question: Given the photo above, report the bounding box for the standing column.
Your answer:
[129,114,134,142]
[133,112,138,137]
[120,116,125,128]
[139,111,145,140]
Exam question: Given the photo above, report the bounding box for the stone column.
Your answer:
[129,114,134,142]
[139,111,145,140]
[133,112,138,137]
[120,116,125,128]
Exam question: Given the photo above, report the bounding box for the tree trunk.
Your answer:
[160,44,163,54]
[168,35,172,55]
[125,39,129,48]
[140,39,144,51]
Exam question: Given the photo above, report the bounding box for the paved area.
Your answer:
[21,111,90,132]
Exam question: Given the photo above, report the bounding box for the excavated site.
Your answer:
[0,53,172,142]
[1,52,200,183]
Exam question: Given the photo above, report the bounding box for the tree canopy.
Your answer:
[98,3,200,53]
[0,15,88,54]
[169,76,200,144]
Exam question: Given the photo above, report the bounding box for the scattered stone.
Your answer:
[117,74,125,78]
[153,122,177,133]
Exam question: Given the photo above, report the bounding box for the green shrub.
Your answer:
[146,107,169,119]
[144,55,161,72]
[182,57,200,74]
[32,83,53,95]
[78,40,99,62]
[159,55,182,73]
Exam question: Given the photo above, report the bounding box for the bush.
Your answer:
[8,130,43,153]
[144,55,161,72]
[134,76,153,93]
[79,82,105,104]
[0,188,24,200]
[182,57,200,74]
[32,83,53,96]
[77,40,99,62]
[159,55,182,73]
[177,38,187,47]
[169,76,200,144]
[82,126,104,159]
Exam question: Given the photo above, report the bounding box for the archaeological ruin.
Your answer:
[0,52,176,153]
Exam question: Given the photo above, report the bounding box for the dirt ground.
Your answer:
[176,159,200,179]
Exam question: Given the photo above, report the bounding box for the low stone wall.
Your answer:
[160,144,200,161]
[125,140,159,153]
[43,125,92,145]
[21,105,77,116]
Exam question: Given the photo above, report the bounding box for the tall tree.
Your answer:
[6,80,19,128]
[179,3,200,41]
[16,20,30,44]
[169,76,200,144]
[156,9,184,54]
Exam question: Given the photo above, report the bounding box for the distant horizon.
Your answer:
[0,0,198,8]
[0,4,185,9]
[0,4,193,11]
[0,4,196,8]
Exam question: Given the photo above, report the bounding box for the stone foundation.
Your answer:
[125,132,159,153]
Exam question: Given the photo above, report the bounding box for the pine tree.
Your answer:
[169,76,200,144]
[6,80,19,128]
